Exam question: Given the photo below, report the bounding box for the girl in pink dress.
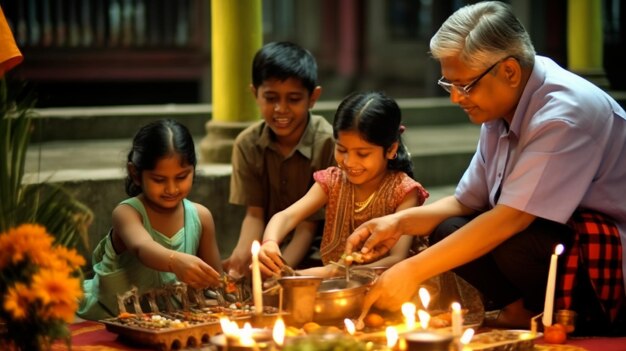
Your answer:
[259,91,429,277]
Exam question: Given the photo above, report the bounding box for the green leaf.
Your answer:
[0,78,92,250]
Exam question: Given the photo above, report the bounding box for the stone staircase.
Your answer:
[20,98,480,262]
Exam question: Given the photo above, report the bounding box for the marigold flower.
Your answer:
[31,269,83,306]
[4,283,34,320]
[1,224,86,340]
[53,245,86,269]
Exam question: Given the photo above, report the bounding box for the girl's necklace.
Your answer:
[354,190,376,213]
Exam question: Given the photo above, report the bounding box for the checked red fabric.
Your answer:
[557,209,624,322]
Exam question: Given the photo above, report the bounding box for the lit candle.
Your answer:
[543,244,564,327]
[386,326,399,349]
[273,317,285,347]
[402,302,416,331]
[417,309,430,330]
[344,318,356,336]
[460,328,475,351]
[418,287,430,310]
[251,240,263,316]
[240,322,256,347]
[451,302,463,337]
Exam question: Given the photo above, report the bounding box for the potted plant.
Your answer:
[0,78,93,350]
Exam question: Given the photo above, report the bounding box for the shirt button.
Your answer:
[281,179,287,185]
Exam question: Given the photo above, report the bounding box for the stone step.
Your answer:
[30,97,467,141]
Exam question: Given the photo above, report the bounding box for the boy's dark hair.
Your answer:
[252,41,318,95]
[333,91,414,179]
[125,119,197,196]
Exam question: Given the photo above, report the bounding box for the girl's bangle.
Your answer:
[168,252,176,272]
[262,239,277,246]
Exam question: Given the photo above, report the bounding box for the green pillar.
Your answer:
[567,0,603,72]
[200,0,262,163]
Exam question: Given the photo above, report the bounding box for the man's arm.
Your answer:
[362,204,536,311]
[346,195,474,259]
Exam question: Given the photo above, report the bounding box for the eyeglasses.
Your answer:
[437,57,508,97]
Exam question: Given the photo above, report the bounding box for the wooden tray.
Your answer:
[468,329,542,351]
[101,315,222,351]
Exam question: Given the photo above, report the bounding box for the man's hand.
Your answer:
[345,214,404,261]
[222,251,250,279]
[360,260,420,312]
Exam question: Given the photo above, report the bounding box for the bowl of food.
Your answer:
[313,269,376,323]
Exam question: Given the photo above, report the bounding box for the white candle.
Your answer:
[417,309,430,330]
[386,326,399,349]
[451,302,463,337]
[273,317,285,346]
[542,244,564,327]
[418,287,430,310]
[402,302,416,331]
[251,240,263,316]
[344,318,356,335]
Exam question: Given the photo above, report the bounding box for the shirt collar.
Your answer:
[503,55,544,137]
[256,112,315,159]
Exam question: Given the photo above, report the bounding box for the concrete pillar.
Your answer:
[567,0,603,73]
[200,0,262,163]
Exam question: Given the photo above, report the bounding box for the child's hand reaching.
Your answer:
[169,251,221,289]
[258,240,284,277]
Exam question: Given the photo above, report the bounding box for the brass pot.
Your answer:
[313,269,376,323]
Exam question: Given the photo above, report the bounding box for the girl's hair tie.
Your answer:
[399,125,406,134]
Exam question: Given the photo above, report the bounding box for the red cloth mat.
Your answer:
[51,320,154,351]
[536,336,626,351]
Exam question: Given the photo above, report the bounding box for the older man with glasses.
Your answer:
[346,1,626,336]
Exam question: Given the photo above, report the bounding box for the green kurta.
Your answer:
[78,197,201,320]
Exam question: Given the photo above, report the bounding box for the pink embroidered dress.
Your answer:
[314,166,429,264]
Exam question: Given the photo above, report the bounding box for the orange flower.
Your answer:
[4,283,34,320]
[31,269,83,306]
[1,224,86,335]
[53,245,86,270]
[0,224,54,268]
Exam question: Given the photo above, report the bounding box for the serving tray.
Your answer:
[468,329,542,351]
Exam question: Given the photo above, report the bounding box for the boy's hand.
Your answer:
[170,252,221,289]
[222,252,250,280]
[258,241,283,277]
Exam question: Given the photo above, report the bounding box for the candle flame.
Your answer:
[386,326,399,348]
[402,302,416,330]
[460,328,475,345]
[251,240,261,255]
[555,244,564,256]
[452,302,461,312]
[273,318,285,346]
[418,287,430,309]
[219,317,239,337]
[417,309,430,329]
[240,322,255,346]
[344,318,356,335]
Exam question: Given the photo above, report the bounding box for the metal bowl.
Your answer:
[313,270,376,323]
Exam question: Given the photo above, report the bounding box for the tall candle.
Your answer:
[542,244,564,327]
[251,240,263,316]
[451,302,463,337]
[402,302,416,331]
[418,287,430,310]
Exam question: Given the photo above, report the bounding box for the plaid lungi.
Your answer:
[557,209,624,322]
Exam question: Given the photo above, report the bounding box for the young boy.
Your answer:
[223,41,335,278]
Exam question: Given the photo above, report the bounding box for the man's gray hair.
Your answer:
[430,1,535,70]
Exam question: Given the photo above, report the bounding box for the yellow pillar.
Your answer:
[200,0,262,163]
[567,0,603,72]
